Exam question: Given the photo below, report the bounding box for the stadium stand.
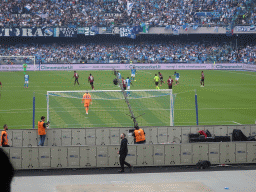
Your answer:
[0,0,255,28]
[0,42,255,64]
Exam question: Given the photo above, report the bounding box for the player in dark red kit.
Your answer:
[167,76,173,89]
[0,81,2,89]
[200,71,204,87]
[122,77,127,90]
[73,71,79,86]
[158,72,165,86]
[88,73,94,90]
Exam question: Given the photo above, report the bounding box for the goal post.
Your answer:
[0,56,36,71]
[47,89,174,128]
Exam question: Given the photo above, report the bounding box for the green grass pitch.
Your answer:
[0,69,255,129]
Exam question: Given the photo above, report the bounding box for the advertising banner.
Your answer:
[0,27,54,37]
[213,64,244,70]
[243,64,256,72]
[0,64,37,71]
[234,26,256,32]
[1,63,255,72]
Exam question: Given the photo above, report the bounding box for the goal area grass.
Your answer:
[0,69,255,129]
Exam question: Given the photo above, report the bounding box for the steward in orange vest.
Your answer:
[38,116,48,146]
[1,124,10,147]
[132,126,146,144]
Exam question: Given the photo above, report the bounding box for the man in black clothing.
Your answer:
[0,148,14,192]
[117,133,133,173]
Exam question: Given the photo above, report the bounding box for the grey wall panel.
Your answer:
[154,145,165,165]
[7,130,13,146]
[181,144,192,164]
[247,142,256,163]
[80,146,96,167]
[235,143,247,163]
[181,127,191,144]
[39,148,51,168]
[67,147,80,167]
[220,142,236,164]
[96,129,110,145]
[47,129,61,146]
[144,128,157,144]
[168,127,181,144]
[9,148,22,169]
[213,126,228,137]
[190,126,203,134]
[72,129,86,145]
[21,148,39,169]
[86,129,96,145]
[157,128,168,144]
[108,145,120,167]
[126,145,137,165]
[209,143,220,164]
[110,129,120,145]
[50,147,68,168]
[23,130,38,147]
[61,129,72,146]
[97,146,109,167]
[250,125,256,136]
[192,143,209,164]
[137,145,153,166]
[165,144,181,165]
[12,130,23,147]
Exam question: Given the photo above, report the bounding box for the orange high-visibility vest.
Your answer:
[134,129,146,142]
[38,121,46,135]
[0,130,8,146]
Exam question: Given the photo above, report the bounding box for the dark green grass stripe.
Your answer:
[92,99,133,127]
[49,97,81,128]
[67,96,107,128]
[129,98,170,126]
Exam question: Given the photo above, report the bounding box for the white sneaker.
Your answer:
[86,112,88,115]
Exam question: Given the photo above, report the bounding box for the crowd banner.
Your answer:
[0,63,256,71]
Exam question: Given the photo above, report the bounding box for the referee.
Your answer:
[154,74,160,90]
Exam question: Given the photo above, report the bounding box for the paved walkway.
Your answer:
[11,168,256,192]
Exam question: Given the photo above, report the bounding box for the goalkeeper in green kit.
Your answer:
[23,63,27,75]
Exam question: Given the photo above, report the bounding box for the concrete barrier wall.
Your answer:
[2,141,256,170]
[7,125,255,147]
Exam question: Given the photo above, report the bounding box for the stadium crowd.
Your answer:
[0,0,255,28]
[0,42,255,64]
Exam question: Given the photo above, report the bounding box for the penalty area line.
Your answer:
[232,121,242,125]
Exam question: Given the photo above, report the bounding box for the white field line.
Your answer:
[2,84,256,89]
[0,107,255,113]
[140,71,152,74]
[233,121,242,125]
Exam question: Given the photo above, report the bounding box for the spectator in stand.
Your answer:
[0,0,254,27]
[0,42,256,64]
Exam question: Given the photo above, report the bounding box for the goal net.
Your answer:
[47,89,174,128]
[0,56,36,71]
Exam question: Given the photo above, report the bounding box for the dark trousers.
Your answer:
[39,135,46,146]
[120,154,131,171]
[2,144,10,147]
[135,140,146,144]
